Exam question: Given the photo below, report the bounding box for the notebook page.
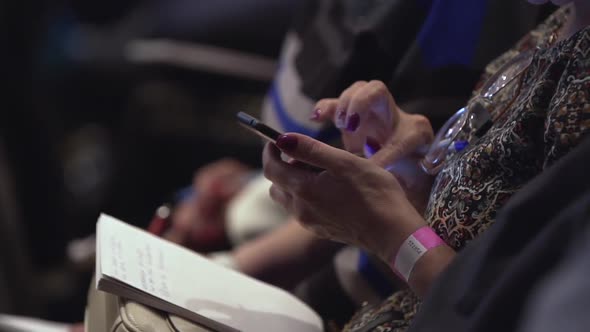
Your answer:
[96,214,323,332]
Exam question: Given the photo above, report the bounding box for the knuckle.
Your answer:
[262,164,274,180]
[268,185,276,200]
[387,142,407,160]
[319,99,339,114]
[306,139,322,158]
[216,157,235,166]
[333,155,361,175]
[351,80,368,89]
[308,225,329,239]
[368,80,388,95]
[298,210,316,227]
[413,114,431,128]
[350,89,372,109]
[298,216,313,229]
[292,181,311,198]
[316,98,333,108]
[411,114,434,141]
[341,81,367,98]
[268,185,281,201]
[339,157,357,172]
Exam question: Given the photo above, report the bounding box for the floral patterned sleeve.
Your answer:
[542,32,590,169]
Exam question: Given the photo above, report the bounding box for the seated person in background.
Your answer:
[262,0,590,330]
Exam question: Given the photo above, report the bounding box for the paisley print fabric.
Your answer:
[343,7,590,332]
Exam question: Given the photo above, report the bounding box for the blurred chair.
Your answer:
[0,139,37,314]
[0,137,84,319]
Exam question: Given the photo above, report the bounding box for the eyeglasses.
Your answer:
[420,50,534,175]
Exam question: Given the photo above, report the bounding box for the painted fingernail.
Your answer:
[346,113,360,132]
[276,134,298,152]
[364,136,382,157]
[309,108,321,121]
[335,109,347,128]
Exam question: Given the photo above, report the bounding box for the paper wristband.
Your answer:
[392,227,445,282]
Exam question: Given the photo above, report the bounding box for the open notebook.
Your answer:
[96,214,323,332]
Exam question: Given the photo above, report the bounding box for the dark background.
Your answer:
[0,0,296,321]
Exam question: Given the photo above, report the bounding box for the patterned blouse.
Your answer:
[343,7,590,332]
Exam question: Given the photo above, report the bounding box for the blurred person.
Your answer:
[262,0,590,331]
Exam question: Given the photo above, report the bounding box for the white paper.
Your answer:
[97,214,323,332]
[0,315,70,332]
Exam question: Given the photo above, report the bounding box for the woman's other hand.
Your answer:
[193,158,253,220]
[165,159,252,251]
[311,80,435,213]
[262,133,426,263]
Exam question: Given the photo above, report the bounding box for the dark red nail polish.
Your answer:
[309,108,321,120]
[364,136,382,156]
[276,134,298,152]
[346,113,360,132]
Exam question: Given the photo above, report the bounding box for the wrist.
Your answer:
[379,210,427,264]
[383,223,455,298]
[389,226,445,282]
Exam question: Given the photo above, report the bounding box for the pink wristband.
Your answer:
[391,226,445,282]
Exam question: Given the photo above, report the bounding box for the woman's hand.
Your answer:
[311,80,435,213]
[262,133,427,263]
[263,133,456,297]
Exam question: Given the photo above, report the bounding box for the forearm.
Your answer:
[233,217,342,289]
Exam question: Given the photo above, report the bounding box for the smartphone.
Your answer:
[236,111,323,172]
[236,111,283,143]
